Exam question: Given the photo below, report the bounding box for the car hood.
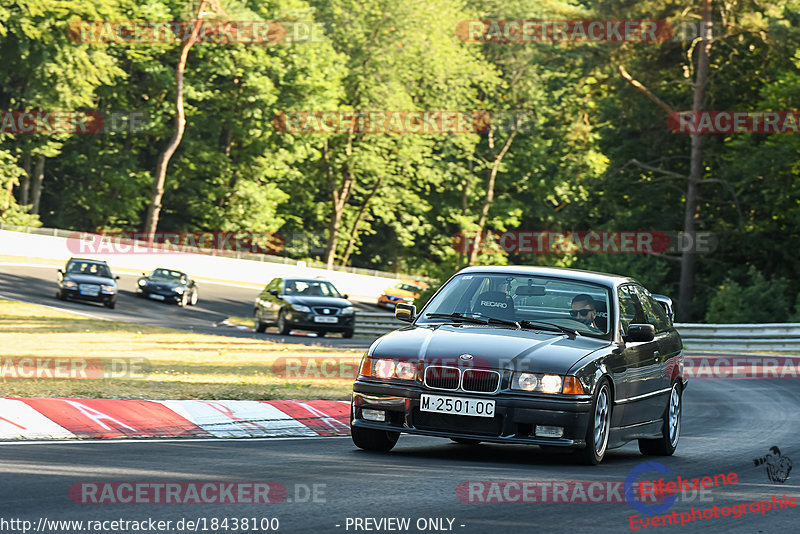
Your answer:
[371,324,610,374]
[283,296,352,308]
[64,273,115,286]
[146,278,183,288]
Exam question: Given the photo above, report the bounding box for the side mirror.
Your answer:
[115,276,120,280]
[652,294,674,323]
[625,324,655,343]
[58,269,64,274]
[269,289,279,296]
[342,294,349,299]
[395,302,416,323]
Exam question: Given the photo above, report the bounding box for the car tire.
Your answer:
[277,310,290,335]
[254,309,268,333]
[342,329,354,338]
[450,438,481,445]
[578,378,612,465]
[351,425,400,452]
[105,300,116,310]
[638,381,681,456]
[317,331,326,338]
[56,290,65,301]
[190,289,199,306]
[178,293,188,307]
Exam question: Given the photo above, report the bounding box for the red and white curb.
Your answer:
[0,398,351,440]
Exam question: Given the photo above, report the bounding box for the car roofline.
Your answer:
[455,265,635,288]
[67,257,109,264]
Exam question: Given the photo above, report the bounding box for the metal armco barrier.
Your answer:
[354,312,407,338]
[675,323,800,352]
[355,315,800,353]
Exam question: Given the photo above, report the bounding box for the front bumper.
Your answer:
[352,380,592,447]
[286,312,355,332]
[61,287,116,304]
[138,287,183,303]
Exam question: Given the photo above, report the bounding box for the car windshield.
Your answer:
[66,261,112,278]
[151,269,186,282]
[417,273,612,338]
[397,283,423,293]
[284,279,342,298]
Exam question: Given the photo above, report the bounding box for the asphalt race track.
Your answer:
[1,379,799,533]
[0,263,373,349]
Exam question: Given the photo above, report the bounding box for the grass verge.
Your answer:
[0,299,362,400]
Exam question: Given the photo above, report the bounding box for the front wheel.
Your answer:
[351,425,399,452]
[189,289,199,306]
[254,309,268,333]
[342,329,354,338]
[277,310,291,335]
[105,300,116,310]
[639,381,681,456]
[578,378,612,465]
[178,293,188,307]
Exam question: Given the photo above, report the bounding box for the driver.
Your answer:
[571,294,600,331]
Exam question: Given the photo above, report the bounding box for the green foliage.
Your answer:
[705,267,793,324]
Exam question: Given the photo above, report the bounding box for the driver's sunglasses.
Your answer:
[570,308,594,318]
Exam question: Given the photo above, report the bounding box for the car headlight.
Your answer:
[174,286,185,294]
[366,358,418,381]
[540,374,563,394]
[512,373,577,394]
[517,373,538,392]
[100,285,116,293]
[291,304,311,313]
[138,279,147,287]
[341,306,355,315]
[63,280,77,288]
[402,297,414,303]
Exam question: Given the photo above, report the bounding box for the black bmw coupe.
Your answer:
[136,268,198,307]
[351,266,685,464]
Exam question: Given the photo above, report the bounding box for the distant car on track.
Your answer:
[56,258,119,309]
[377,280,430,309]
[136,268,198,307]
[351,265,685,464]
[254,277,355,338]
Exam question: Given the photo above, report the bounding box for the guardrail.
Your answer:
[354,315,800,353]
[675,323,800,352]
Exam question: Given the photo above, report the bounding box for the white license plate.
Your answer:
[149,294,165,301]
[79,286,99,296]
[420,394,495,418]
[313,316,338,323]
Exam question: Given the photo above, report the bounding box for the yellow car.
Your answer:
[377,281,429,309]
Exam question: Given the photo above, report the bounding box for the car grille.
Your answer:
[412,409,503,436]
[462,369,500,393]
[313,307,340,316]
[423,366,500,393]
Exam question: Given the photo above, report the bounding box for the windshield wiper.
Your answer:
[426,312,521,329]
[520,320,579,338]
[425,312,490,325]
